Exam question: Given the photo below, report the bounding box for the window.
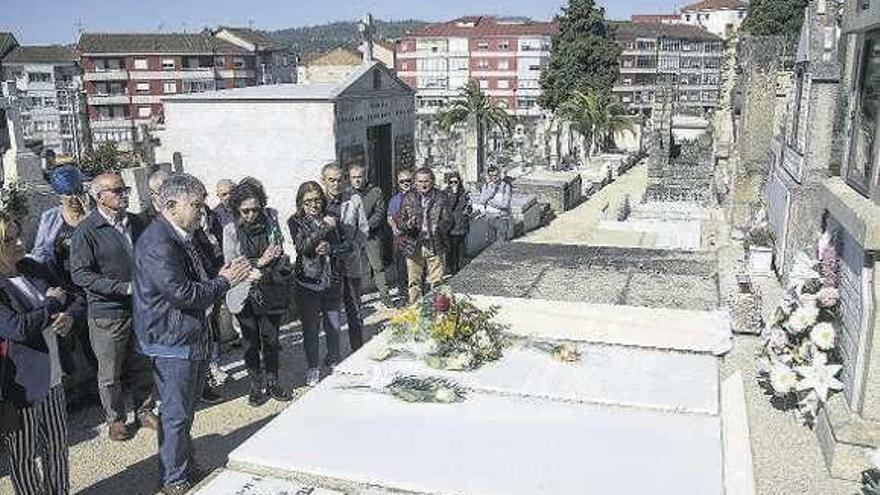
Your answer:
[27,72,51,83]
[685,14,692,21]
[162,58,175,70]
[449,58,468,71]
[43,97,56,108]
[138,106,151,118]
[57,92,71,110]
[214,56,226,68]
[479,79,489,89]
[477,59,490,69]
[233,57,245,69]
[497,79,509,89]
[162,81,177,93]
[136,82,151,93]
[134,58,148,70]
[846,30,880,194]
[498,41,510,51]
[517,79,540,89]
[399,61,410,71]
[517,98,537,109]
[477,41,489,51]
[498,59,510,70]
[182,80,215,93]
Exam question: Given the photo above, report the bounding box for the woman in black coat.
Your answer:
[444,172,471,276]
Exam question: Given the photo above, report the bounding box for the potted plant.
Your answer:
[746,224,775,274]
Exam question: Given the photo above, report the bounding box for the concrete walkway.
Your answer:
[522,162,648,245]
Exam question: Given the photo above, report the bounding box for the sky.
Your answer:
[2,0,687,45]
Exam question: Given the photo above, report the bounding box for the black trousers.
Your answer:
[446,234,467,275]
[236,306,282,380]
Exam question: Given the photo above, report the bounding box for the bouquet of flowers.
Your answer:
[385,376,467,404]
[757,230,844,425]
[386,289,508,371]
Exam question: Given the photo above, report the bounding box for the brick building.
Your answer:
[612,22,724,113]
[395,16,557,117]
[77,33,260,149]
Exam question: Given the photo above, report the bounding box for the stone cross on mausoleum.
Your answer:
[359,13,375,64]
[1,81,45,184]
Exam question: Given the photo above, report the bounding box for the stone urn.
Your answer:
[748,246,774,274]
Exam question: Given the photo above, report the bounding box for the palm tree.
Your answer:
[555,90,600,161]
[438,80,511,179]
[592,95,636,153]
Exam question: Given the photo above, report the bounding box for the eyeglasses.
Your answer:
[398,179,412,184]
[448,180,459,184]
[101,186,131,196]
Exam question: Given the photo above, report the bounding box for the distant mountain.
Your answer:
[268,19,428,58]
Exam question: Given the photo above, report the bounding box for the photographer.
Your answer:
[287,181,346,387]
[222,180,292,406]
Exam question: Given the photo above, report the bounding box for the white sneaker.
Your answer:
[306,368,320,387]
[209,363,229,385]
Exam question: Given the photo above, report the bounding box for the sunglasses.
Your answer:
[398,179,412,184]
[448,180,460,184]
[102,186,131,196]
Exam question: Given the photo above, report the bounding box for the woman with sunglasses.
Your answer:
[223,180,292,406]
[0,211,83,495]
[444,172,471,276]
[287,181,345,387]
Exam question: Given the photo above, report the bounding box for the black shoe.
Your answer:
[188,465,210,484]
[161,481,193,495]
[247,380,268,407]
[200,387,224,405]
[266,381,293,402]
[381,295,395,308]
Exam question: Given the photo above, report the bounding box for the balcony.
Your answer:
[88,94,130,105]
[127,68,216,80]
[131,95,164,104]
[89,118,132,129]
[84,70,129,81]
[216,69,255,79]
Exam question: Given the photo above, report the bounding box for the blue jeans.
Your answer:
[152,357,207,488]
[295,285,343,368]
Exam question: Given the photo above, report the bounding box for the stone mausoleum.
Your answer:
[156,61,415,224]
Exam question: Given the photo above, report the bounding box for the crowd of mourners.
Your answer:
[0,161,513,495]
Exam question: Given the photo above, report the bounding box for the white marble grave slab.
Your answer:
[466,295,732,355]
[191,468,344,495]
[229,373,724,495]
[335,331,719,414]
[597,219,702,250]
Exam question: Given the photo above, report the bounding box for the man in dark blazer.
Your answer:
[133,173,250,495]
[70,172,156,442]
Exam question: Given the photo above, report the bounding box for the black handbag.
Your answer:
[0,341,22,436]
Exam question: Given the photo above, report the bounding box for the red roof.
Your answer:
[406,16,557,38]
[681,0,748,12]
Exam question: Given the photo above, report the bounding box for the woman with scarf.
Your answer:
[223,180,292,406]
[0,211,84,494]
[287,181,346,387]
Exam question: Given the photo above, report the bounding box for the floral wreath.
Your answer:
[757,228,843,425]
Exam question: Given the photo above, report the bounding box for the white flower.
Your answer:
[796,362,844,402]
[798,390,821,420]
[767,326,789,350]
[769,364,798,396]
[446,352,472,370]
[788,252,820,290]
[434,388,455,403]
[788,302,819,334]
[810,322,835,350]
[870,449,880,470]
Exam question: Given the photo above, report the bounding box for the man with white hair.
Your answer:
[133,173,251,494]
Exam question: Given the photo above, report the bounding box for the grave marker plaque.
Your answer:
[833,218,866,405]
[764,170,791,267]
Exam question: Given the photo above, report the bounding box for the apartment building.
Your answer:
[77,33,259,149]
[612,22,724,113]
[395,16,557,117]
[680,0,748,40]
[1,45,89,160]
[213,27,295,84]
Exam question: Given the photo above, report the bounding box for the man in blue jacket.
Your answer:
[133,173,250,495]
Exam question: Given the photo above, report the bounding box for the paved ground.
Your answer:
[0,302,394,495]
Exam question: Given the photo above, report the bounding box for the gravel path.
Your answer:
[0,303,393,495]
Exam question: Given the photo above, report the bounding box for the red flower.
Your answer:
[433,293,451,313]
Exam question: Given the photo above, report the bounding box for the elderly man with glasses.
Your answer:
[70,172,157,442]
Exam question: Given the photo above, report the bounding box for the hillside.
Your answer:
[269,19,428,57]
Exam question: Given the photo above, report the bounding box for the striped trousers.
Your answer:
[2,385,69,495]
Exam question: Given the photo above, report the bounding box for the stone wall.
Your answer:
[645,131,716,205]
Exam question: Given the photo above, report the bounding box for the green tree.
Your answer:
[438,81,511,177]
[80,141,134,177]
[539,0,621,112]
[741,0,809,46]
[556,90,636,158]
[592,95,636,153]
